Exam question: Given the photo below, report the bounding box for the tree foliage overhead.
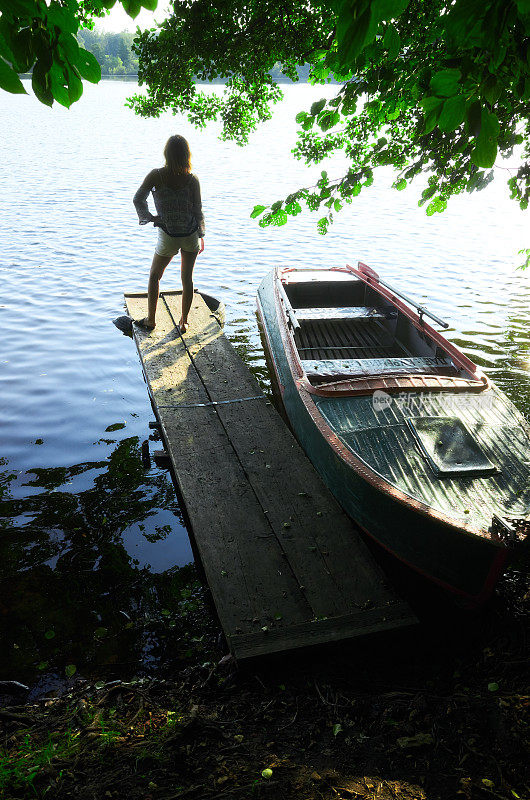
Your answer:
[131,0,530,231]
[0,0,155,107]
[128,0,334,144]
[3,0,530,235]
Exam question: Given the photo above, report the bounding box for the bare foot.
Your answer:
[178,319,189,333]
[134,317,156,331]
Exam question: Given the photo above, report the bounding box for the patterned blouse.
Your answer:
[133,170,205,238]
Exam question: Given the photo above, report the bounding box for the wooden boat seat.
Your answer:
[303,356,458,379]
[295,306,397,322]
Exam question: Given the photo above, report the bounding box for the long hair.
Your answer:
[164,135,192,176]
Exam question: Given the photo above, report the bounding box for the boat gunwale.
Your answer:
[280,265,490,398]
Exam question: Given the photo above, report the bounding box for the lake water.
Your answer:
[1,80,529,682]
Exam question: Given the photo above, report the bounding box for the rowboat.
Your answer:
[256,263,530,606]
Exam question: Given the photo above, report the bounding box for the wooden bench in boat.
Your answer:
[303,356,457,379]
[296,306,397,322]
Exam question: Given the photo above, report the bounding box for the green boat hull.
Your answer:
[257,273,520,605]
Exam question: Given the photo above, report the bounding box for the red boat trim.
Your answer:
[355,516,509,608]
[298,373,489,397]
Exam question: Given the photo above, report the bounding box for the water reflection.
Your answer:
[0,438,215,682]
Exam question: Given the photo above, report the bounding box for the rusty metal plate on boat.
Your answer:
[406,416,498,477]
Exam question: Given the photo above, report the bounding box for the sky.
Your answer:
[92,3,168,33]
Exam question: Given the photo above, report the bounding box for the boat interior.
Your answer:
[281,271,476,385]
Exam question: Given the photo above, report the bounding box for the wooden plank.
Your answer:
[296,307,396,321]
[216,400,402,614]
[158,406,312,634]
[126,290,416,659]
[302,356,455,378]
[230,602,415,659]
[125,292,313,645]
[124,294,208,407]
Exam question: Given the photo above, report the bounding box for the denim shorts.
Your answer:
[155,229,200,257]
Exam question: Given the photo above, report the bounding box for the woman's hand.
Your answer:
[199,237,205,254]
[151,215,163,227]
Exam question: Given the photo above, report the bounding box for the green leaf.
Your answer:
[32,59,53,105]
[397,732,434,748]
[122,0,142,18]
[10,26,33,72]
[295,111,308,123]
[49,62,70,107]
[482,76,502,106]
[44,629,55,640]
[270,200,283,212]
[65,664,77,677]
[341,95,357,115]
[421,96,443,134]
[471,109,499,168]
[250,204,266,219]
[490,45,507,70]
[466,100,482,136]
[140,0,158,10]
[58,32,79,64]
[258,213,273,228]
[271,209,288,226]
[76,47,101,83]
[0,0,38,16]
[0,56,26,94]
[395,179,407,190]
[67,66,83,104]
[383,23,400,60]
[285,201,301,215]
[372,0,410,18]
[438,95,466,132]
[319,110,340,131]
[310,98,326,116]
[430,68,461,97]
[337,8,372,66]
[46,2,79,36]
[0,23,16,64]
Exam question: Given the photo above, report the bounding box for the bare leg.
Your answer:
[179,249,199,332]
[146,253,172,327]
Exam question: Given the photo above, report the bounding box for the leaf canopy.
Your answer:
[0,0,155,107]
[126,0,530,228]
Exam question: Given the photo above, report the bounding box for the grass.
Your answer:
[0,729,79,795]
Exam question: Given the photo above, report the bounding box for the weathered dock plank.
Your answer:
[125,289,416,659]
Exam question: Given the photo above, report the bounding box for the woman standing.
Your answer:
[133,135,205,333]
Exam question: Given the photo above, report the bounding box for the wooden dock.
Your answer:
[124,289,416,659]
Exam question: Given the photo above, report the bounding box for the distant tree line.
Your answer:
[76,30,313,81]
[76,30,139,76]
